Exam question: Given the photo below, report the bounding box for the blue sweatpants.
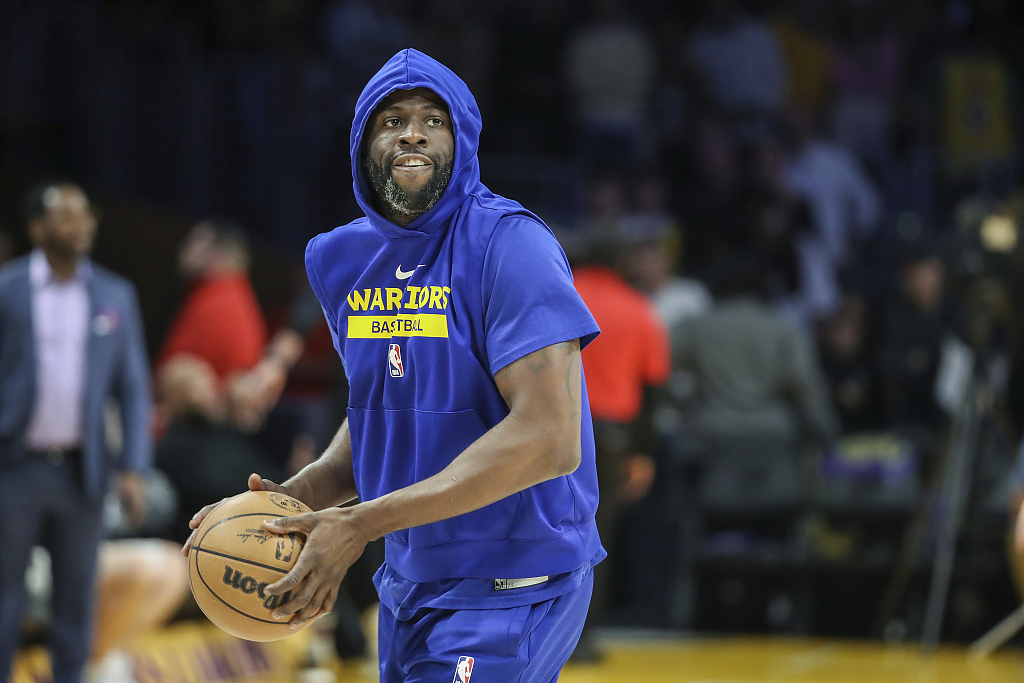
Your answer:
[377,570,593,683]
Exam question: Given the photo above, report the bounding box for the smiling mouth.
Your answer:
[392,155,433,169]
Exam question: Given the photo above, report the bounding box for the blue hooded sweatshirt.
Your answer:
[304,49,602,583]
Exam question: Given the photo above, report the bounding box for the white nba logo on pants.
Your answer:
[454,656,474,682]
[388,343,404,377]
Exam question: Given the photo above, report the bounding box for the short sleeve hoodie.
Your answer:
[305,49,602,582]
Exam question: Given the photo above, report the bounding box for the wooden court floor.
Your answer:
[328,636,1024,683]
[330,635,1024,683]
[551,636,1024,683]
[14,626,1024,683]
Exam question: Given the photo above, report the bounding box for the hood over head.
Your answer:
[351,49,484,238]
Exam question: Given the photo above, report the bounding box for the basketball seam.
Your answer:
[191,546,291,574]
[197,510,296,533]
[194,511,303,561]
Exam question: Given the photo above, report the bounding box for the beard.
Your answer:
[365,155,453,222]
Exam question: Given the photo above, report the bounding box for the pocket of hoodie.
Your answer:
[346,406,521,548]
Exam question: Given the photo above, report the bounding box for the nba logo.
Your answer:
[453,656,474,683]
[388,343,404,377]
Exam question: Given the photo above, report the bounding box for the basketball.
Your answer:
[188,490,314,641]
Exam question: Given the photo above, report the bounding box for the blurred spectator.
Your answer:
[770,0,834,114]
[565,0,658,168]
[157,221,266,381]
[89,540,188,670]
[819,296,886,433]
[674,255,840,448]
[829,0,903,166]
[742,185,840,322]
[685,0,789,126]
[155,351,367,658]
[22,539,188,682]
[674,255,837,602]
[741,131,840,321]
[156,220,303,432]
[620,177,712,327]
[783,107,883,273]
[155,355,285,543]
[573,232,671,659]
[881,249,967,437]
[678,120,746,271]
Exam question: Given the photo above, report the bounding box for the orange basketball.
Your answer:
[188,490,314,641]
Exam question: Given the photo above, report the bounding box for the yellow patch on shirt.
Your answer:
[347,313,449,338]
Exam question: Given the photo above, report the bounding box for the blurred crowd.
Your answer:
[5,0,1024,661]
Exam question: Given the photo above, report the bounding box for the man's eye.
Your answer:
[428,117,444,127]
[384,118,401,127]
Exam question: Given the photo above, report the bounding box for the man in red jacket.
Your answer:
[573,233,671,658]
[157,221,302,432]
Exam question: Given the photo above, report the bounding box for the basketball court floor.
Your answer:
[334,636,1024,683]
[14,623,1024,683]
[555,635,1024,683]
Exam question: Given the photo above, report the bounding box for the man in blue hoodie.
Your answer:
[185,50,604,680]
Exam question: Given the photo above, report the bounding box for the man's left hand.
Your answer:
[618,453,656,504]
[117,471,147,530]
[263,507,370,629]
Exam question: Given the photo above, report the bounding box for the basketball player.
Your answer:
[185,49,604,680]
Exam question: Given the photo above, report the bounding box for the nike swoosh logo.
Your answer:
[395,265,424,280]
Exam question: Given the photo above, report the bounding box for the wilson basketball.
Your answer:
[188,490,314,641]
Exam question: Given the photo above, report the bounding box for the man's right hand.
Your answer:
[181,473,291,557]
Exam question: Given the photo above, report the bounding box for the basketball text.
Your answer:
[222,565,292,610]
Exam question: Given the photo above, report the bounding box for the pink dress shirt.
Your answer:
[25,249,91,450]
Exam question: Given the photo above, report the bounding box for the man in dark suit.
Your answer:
[0,181,152,683]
